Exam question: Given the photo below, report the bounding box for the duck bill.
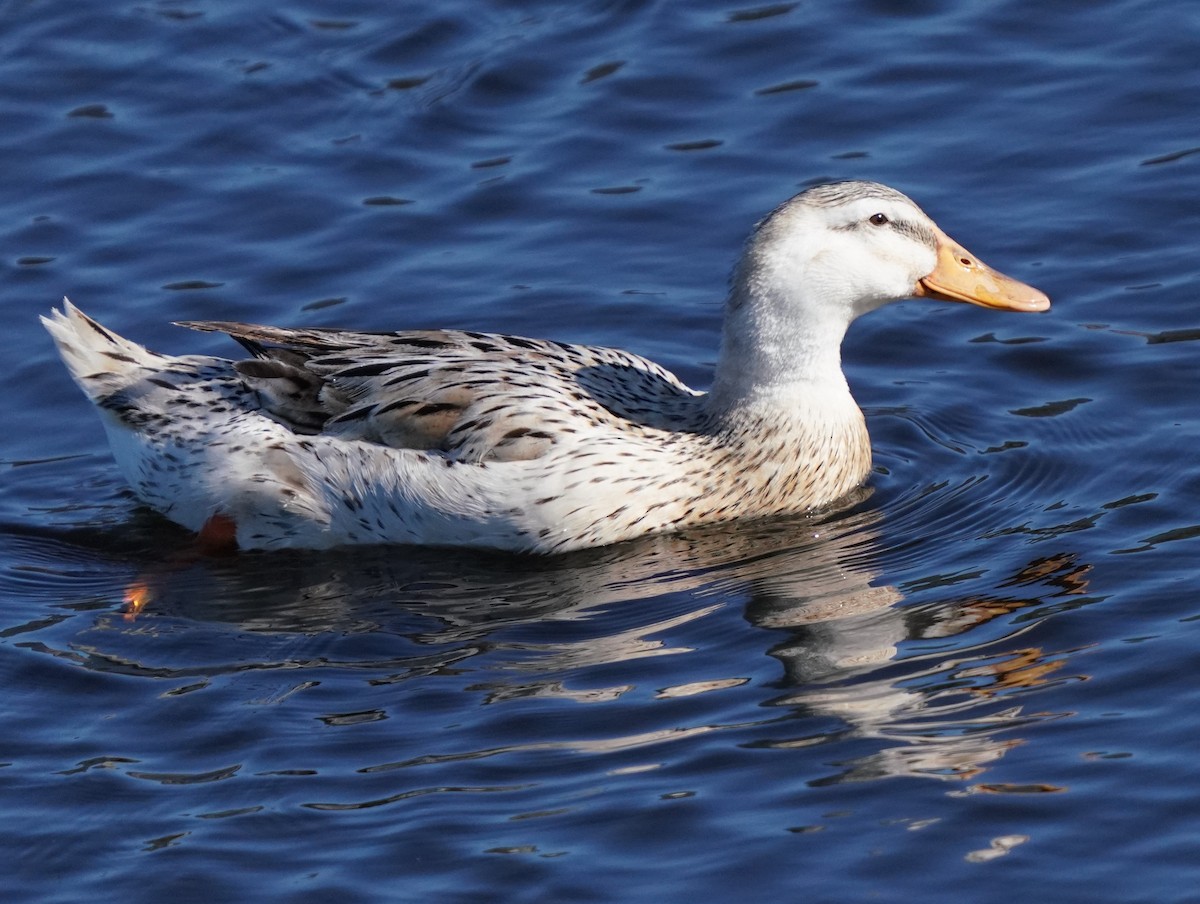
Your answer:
[914,226,1050,312]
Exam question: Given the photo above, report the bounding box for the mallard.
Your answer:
[43,181,1048,553]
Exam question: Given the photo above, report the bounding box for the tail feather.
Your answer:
[41,298,166,403]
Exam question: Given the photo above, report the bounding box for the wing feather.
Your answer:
[180,321,703,462]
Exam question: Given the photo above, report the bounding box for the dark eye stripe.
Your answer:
[832,216,935,250]
[890,218,938,250]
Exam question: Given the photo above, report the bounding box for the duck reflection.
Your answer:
[750,551,1090,783]
[26,499,1093,785]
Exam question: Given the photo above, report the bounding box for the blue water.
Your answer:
[3,1,1200,900]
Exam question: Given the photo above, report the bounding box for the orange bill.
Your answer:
[913,226,1050,312]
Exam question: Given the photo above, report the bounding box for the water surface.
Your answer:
[3,1,1200,901]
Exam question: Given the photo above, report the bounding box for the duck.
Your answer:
[42,181,1049,554]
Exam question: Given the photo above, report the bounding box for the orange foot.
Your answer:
[197,512,239,555]
[121,513,240,619]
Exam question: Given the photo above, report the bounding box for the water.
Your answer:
[3,0,1199,900]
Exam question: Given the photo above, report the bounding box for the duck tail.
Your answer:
[40,298,166,403]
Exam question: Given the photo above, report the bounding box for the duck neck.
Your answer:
[706,259,856,420]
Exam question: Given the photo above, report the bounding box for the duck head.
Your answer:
[744,181,1049,319]
[712,181,1049,407]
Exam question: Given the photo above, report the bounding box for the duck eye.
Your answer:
[868,213,889,226]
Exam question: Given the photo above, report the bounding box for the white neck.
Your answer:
[706,229,858,416]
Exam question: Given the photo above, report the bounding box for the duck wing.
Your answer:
[179,321,704,463]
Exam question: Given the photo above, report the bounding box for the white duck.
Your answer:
[43,181,1048,553]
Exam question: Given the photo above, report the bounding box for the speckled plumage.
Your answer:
[42,181,1048,553]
